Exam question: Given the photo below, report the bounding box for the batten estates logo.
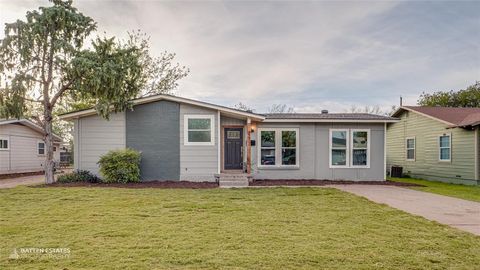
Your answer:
[9,247,70,260]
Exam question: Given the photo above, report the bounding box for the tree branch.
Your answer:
[50,80,73,106]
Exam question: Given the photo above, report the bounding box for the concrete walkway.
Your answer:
[331,185,480,236]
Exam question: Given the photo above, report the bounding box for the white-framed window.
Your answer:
[439,134,451,161]
[0,136,9,150]
[329,129,370,168]
[329,129,348,168]
[184,115,215,146]
[351,129,370,167]
[258,128,299,168]
[406,137,415,161]
[38,141,45,155]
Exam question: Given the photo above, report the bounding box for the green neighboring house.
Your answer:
[387,106,480,185]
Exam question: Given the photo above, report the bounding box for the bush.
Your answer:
[97,148,141,183]
[57,170,100,183]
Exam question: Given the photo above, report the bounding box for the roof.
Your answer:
[59,94,265,121]
[264,113,398,123]
[392,106,480,127]
[0,118,63,141]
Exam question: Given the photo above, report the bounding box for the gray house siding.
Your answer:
[253,122,385,181]
[126,101,180,181]
[74,113,126,175]
[179,104,219,181]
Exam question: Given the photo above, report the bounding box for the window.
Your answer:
[38,141,45,155]
[352,130,369,167]
[330,130,348,167]
[439,134,451,161]
[258,128,299,167]
[0,137,8,150]
[406,137,415,161]
[260,130,275,166]
[184,115,215,145]
[329,129,370,168]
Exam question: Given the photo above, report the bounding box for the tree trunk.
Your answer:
[44,108,55,184]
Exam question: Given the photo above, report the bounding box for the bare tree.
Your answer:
[267,104,295,113]
[234,102,255,112]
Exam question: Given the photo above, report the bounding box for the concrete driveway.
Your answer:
[0,174,47,188]
[331,185,480,236]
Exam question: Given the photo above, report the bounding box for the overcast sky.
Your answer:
[1,0,479,113]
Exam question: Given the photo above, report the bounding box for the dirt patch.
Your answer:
[0,171,44,180]
[39,181,219,189]
[250,179,424,187]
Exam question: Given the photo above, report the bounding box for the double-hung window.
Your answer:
[406,137,415,161]
[329,129,370,168]
[184,115,215,146]
[38,141,45,155]
[439,134,451,161]
[351,130,369,167]
[0,137,8,150]
[259,128,299,167]
[330,129,348,167]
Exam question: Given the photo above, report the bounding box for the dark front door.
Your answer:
[224,128,243,170]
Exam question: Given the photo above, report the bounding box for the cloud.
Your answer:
[1,1,478,113]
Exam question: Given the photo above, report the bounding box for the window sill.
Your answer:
[329,166,371,169]
[0,149,9,151]
[257,166,300,170]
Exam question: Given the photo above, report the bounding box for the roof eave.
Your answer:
[59,95,265,121]
[262,119,399,123]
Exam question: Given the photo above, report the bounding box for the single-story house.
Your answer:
[59,94,398,183]
[387,106,480,185]
[0,118,62,175]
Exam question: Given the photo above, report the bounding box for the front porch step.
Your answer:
[215,173,251,188]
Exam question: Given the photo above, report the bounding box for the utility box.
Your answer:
[390,166,403,178]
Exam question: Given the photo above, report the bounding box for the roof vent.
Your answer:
[321,110,328,114]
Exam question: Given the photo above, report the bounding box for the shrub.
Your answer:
[97,148,141,183]
[57,170,100,183]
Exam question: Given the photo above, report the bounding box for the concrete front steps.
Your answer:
[215,173,251,188]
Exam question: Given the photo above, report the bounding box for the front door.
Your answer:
[224,128,243,170]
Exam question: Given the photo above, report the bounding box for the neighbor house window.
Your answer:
[439,134,451,161]
[184,115,215,145]
[258,128,299,167]
[38,141,45,155]
[330,129,348,167]
[0,137,8,150]
[329,129,370,168]
[406,137,415,161]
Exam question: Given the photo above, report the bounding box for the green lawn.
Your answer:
[389,177,480,202]
[1,187,479,269]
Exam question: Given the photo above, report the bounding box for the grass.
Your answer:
[389,177,480,202]
[0,186,479,269]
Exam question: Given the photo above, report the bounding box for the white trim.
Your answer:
[438,133,452,162]
[329,129,349,168]
[59,94,265,121]
[0,136,9,150]
[384,123,387,180]
[263,119,398,123]
[217,111,221,174]
[37,140,45,156]
[405,136,416,161]
[351,129,371,168]
[257,127,300,169]
[184,115,215,146]
[329,128,371,168]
